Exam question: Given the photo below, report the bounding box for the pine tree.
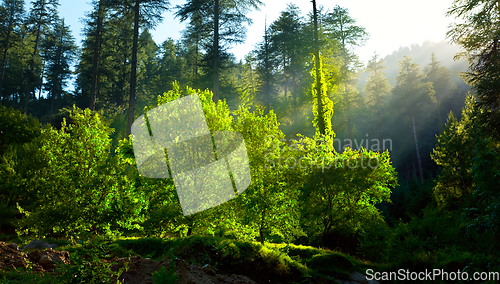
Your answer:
[24,0,59,113]
[446,0,500,139]
[41,18,76,118]
[423,52,456,129]
[391,56,435,182]
[268,4,303,105]
[323,5,367,141]
[0,0,25,99]
[116,0,168,136]
[176,0,262,102]
[364,53,391,137]
[89,0,107,111]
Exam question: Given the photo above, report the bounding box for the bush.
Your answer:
[358,217,392,261]
[15,106,147,240]
[384,206,465,269]
[305,252,354,279]
[152,265,177,284]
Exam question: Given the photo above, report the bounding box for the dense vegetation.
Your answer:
[1,0,500,283]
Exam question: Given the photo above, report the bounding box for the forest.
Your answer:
[0,0,499,283]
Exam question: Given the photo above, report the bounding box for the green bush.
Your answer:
[152,265,177,284]
[15,106,147,240]
[358,217,392,261]
[384,207,465,269]
[306,252,354,279]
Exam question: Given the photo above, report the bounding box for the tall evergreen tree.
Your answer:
[391,56,435,182]
[323,5,367,141]
[24,0,59,113]
[268,4,303,105]
[446,0,500,138]
[0,0,25,100]
[124,0,169,136]
[423,52,456,129]
[41,18,76,118]
[364,53,391,137]
[89,0,107,111]
[311,0,326,136]
[176,0,262,103]
[254,18,276,108]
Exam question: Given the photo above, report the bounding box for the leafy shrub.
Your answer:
[0,106,41,233]
[152,265,177,284]
[53,249,124,284]
[358,217,392,261]
[306,252,354,279]
[384,206,465,269]
[15,106,147,240]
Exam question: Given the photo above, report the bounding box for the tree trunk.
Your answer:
[412,116,424,182]
[283,56,287,98]
[436,99,443,131]
[264,18,270,108]
[50,36,62,119]
[24,23,42,114]
[0,27,12,99]
[49,80,56,118]
[38,61,44,100]
[90,0,105,111]
[126,0,140,137]
[259,225,264,245]
[212,0,219,103]
[312,0,324,135]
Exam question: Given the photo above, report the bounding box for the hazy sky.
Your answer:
[55,0,457,65]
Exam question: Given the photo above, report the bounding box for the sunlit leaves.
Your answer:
[16,106,146,239]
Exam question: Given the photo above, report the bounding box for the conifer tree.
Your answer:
[0,0,25,99]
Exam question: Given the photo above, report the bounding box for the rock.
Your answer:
[335,271,380,284]
[0,241,27,270]
[22,240,58,252]
[203,263,216,275]
[216,274,257,284]
[176,259,257,284]
[7,243,19,250]
[28,249,70,271]
[109,255,171,284]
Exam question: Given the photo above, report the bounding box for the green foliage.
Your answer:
[446,0,500,137]
[431,96,478,208]
[306,253,353,279]
[152,265,177,284]
[392,56,436,118]
[462,136,500,241]
[0,105,41,156]
[384,207,466,269]
[118,235,368,283]
[40,17,77,118]
[364,53,391,135]
[310,53,334,138]
[295,134,397,245]
[234,94,304,244]
[16,106,146,239]
[53,250,124,284]
[0,106,42,232]
[357,218,391,261]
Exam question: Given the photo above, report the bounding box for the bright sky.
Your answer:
[56,0,456,66]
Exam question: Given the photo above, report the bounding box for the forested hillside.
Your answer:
[1,0,500,283]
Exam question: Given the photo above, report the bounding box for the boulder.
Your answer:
[28,249,70,271]
[22,240,58,252]
[335,271,380,284]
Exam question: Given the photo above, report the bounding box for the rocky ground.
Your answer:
[0,241,257,283]
[0,240,379,284]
